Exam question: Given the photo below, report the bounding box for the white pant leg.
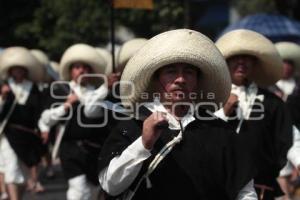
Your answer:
[279,161,294,177]
[0,136,24,184]
[0,139,5,173]
[67,174,92,200]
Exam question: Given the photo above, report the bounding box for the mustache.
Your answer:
[169,85,186,91]
[233,63,248,70]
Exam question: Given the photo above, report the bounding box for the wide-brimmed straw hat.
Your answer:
[275,42,300,69]
[0,47,43,82]
[60,43,106,81]
[30,49,52,82]
[116,38,147,71]
[216,29,283,87]
[120,29,231,109]
[95,48,113,75]
[50,61,59,73]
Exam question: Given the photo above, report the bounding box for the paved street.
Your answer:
[23,165,67,200]
[22,164,101,200]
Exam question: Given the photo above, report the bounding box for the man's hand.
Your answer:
[223,93,239,116]
[107,72,121,90]
[1,84,11,100]
[142,112,168,150]
[64,93,79,110]
[41,131,49,144]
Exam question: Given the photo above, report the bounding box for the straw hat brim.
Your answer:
[275,42,300,69]
[50,61,59,73]
[120,29,231,110]
[216,29,283,87]
[0,47,44,82]
[30,49,52,82]
[95,48,113,75]
[116,38,148,70]
[60,44,106,81]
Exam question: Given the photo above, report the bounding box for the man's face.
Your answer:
[282,60,295,79]
[227,55,256,86]
[9,66,28,83]
[154,63,199,103]
[70,62,93,84]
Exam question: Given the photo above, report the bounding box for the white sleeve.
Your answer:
[38,105,67,132]
[287,126,300,168]
[99,137,151,196]
[236,179,258,200]
[214,108,229,121]
[83,84,108,118]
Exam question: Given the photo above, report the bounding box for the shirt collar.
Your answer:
[144,98,196,131]
[69,80,95,101]
[8,78,33,105]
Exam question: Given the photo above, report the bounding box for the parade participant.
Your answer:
[271,42,300,200]
[215,29,293,200]
[38,43,109,200]
[0,46,44,199]
[98,29,257,200]
[275,42,300,101]
[30,49,59,182]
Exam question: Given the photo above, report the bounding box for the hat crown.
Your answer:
[95,48,113,75]
[0,46,43,82]
[117,38,148,69]
[30,49,49,66]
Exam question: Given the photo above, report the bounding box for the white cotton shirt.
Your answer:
[215,83,264,134]
[0,136,25,184]
[38,81,108,132]
[8,78,33,105]
[0,78,33,112]
[215,83,263,122]
[276,79,296,100]
[280,125,300,176]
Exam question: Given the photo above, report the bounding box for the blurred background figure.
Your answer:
[38,43,109,200]
[30,49,59,183]
[275,42,300,100]
[0,46,45,199]
[271,42,300,200]
[216,29,293,200]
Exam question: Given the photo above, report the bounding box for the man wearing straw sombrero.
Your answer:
[275,42,300,126]
[98,29,258,200]
[272,42,300,200]
[275,42,300,101]
[215,29,293,200]
[38,43,110,200]
[0,47,45,199]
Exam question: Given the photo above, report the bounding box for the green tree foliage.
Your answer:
[116,0,184,38]
[0,0,40,47]
[3,0,185,60]
[16,0,110,60]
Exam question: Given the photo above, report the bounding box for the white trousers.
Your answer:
[67,174,92,200]
[0,136,24,184]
